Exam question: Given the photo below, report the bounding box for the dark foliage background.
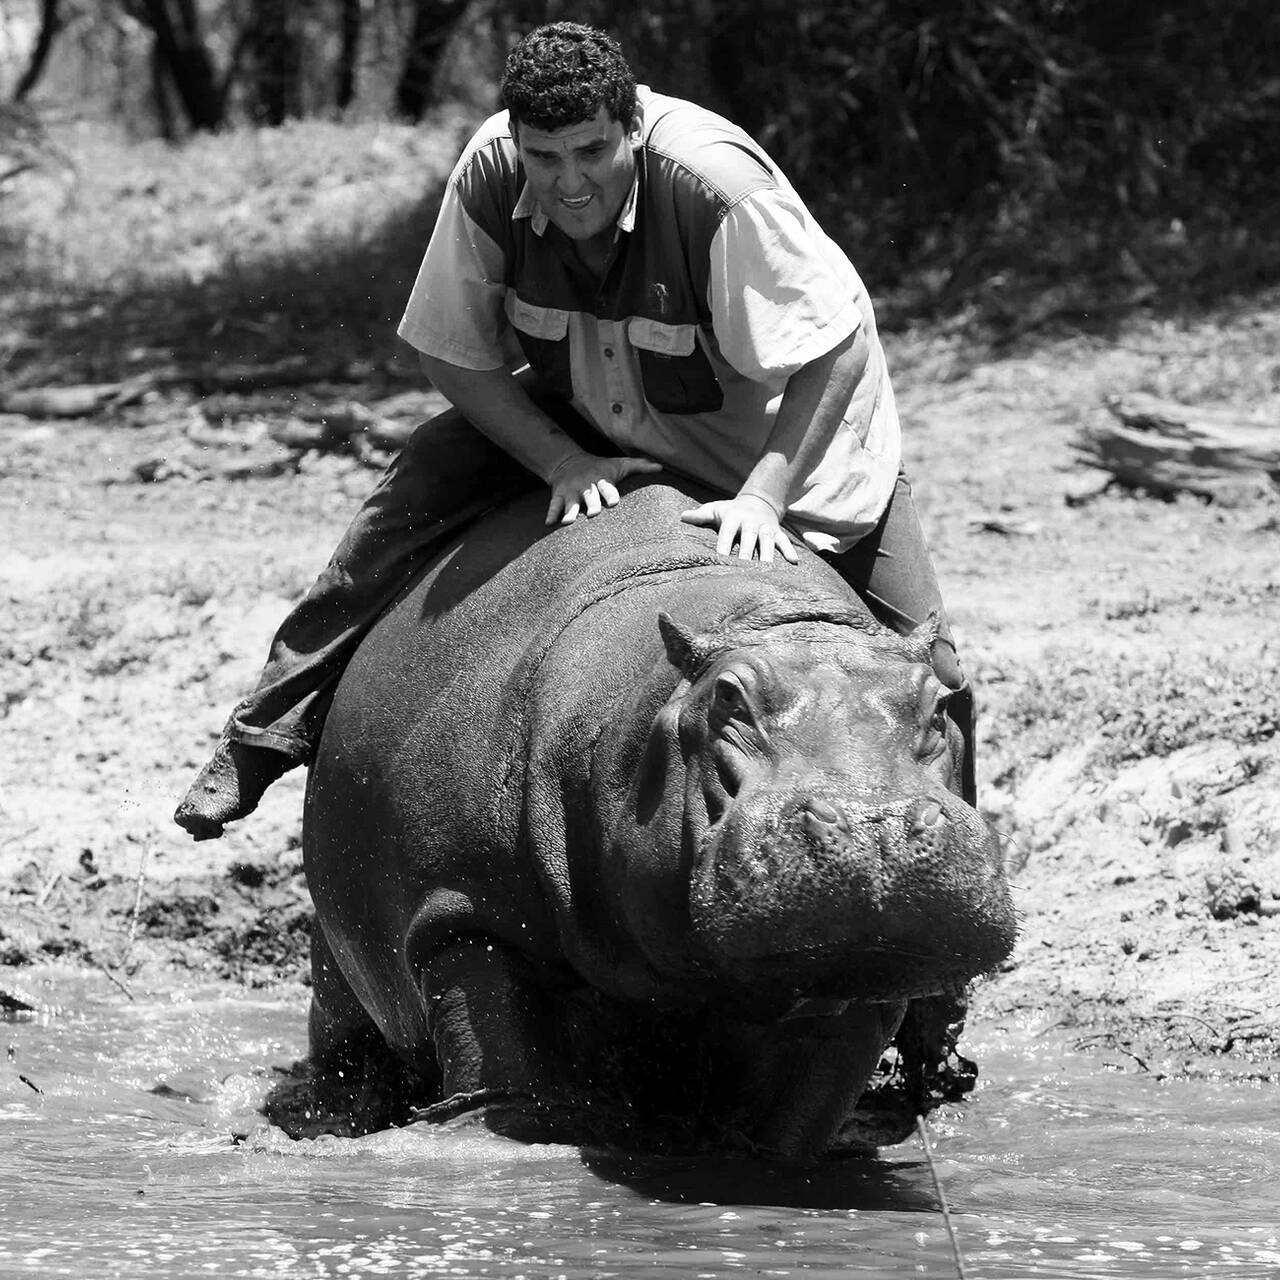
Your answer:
[3,0,1279,345]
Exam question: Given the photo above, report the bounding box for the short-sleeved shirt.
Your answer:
[397,87,900,553]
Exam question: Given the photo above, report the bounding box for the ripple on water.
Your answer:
[3,983,1279,1278]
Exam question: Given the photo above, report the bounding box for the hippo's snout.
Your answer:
[801,793,947,850]
[690,785,1016,1003]
[909,797,945,834]
[795,792,960,884]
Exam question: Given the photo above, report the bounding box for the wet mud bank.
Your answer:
[4,303,1280,1087]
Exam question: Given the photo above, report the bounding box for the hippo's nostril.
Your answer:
[909,798,945,834]
[804,798,841,826]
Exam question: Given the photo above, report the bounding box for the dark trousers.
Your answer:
[226,402,973,796]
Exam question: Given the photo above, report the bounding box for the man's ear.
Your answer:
[627,112,642,148]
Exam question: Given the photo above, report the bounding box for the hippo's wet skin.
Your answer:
[301,477,1016,1164]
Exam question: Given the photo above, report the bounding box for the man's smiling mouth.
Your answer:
[560,195,593,209]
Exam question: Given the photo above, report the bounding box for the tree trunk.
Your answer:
[136,0,224,131]
[12,0,61,103]
[395,0,469,120]
[246,0,299,126]
[149,33,177,141]
[336,0,361,110]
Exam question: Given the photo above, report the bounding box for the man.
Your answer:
[175,21,971,840]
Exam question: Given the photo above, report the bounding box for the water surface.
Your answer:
[3,970,1276,1278]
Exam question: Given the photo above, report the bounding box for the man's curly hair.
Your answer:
[501,22,637,132]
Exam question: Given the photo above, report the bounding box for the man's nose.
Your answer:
[556,161,587,193]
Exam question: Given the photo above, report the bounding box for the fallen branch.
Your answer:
[203,389,444,459]
[0,373,157,418]
[1076,392,1280,499]
[88,953,135,1001]
[118,844,152,969]
[0,358,380,421]
[132,447,300,483]
[185,356,373,395]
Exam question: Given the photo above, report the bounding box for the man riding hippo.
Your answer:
[175,20,973,839]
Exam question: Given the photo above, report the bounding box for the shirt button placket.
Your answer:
[601,322,627,426]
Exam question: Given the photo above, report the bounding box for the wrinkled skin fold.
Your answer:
[296,477,1017,1164]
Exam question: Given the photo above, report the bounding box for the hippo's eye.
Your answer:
[713,673,747,712]
[711,671,758,731]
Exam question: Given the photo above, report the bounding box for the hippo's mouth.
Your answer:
[688,791,1017,1004]
[728,940,988,1005]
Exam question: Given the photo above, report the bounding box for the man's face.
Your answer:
[514,106,641,242]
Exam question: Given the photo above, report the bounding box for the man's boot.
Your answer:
[174,736,297,840]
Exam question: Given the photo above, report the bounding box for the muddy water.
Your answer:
[3,971,1277,1279]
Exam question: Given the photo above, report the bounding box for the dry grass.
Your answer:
[1,112,473,381]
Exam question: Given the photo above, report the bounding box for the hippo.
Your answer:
[300,476,1017,1164]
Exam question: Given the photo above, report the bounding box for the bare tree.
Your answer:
[131,0,224,130]
[11,0,62,102]
[244,0,300,125]
[395,0,469,119]
[335,0,360,109]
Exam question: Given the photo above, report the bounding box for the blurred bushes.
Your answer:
[525,0,1280,298]
[5,0,1279,354]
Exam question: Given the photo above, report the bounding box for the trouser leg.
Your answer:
[176,398,601,837]
[824,471,977,806]
[224,406,534,758]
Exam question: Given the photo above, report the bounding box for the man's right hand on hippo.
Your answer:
[544,450,662,526]
[680,492,799,565]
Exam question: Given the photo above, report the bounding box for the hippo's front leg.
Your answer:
[421,943,570,1102]
[723,1000,908,1163]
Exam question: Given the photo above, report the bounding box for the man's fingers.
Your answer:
[598,478,621,508]
[679,503,717,526]
[716,516,741,558]
[674,494,800,564]
[559,497,581,525]
[581,484,603,518]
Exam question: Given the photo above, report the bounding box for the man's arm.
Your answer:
[420,355,661,525]
[680,325,869,562]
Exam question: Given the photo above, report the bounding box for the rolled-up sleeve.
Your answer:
[397,155,511,370]
[706,185,863,385]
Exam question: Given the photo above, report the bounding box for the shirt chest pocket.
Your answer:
[628,317,724,414]
[505,293,573,399]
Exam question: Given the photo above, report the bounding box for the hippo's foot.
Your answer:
[829,992,980,1151]
[263,1050,432,1141]
[716,1002,907,1166]
[174,736,296,839]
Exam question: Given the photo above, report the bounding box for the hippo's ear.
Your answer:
[658,611,699,675]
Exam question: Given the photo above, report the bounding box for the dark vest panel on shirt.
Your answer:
[453,96,781,414]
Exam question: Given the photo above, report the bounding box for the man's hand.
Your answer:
[680,494,798,564]
[546,452,663,525]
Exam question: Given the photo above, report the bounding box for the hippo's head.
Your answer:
[601,597,1016,1013]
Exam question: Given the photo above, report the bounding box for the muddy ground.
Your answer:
[3,293,1279,1088]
